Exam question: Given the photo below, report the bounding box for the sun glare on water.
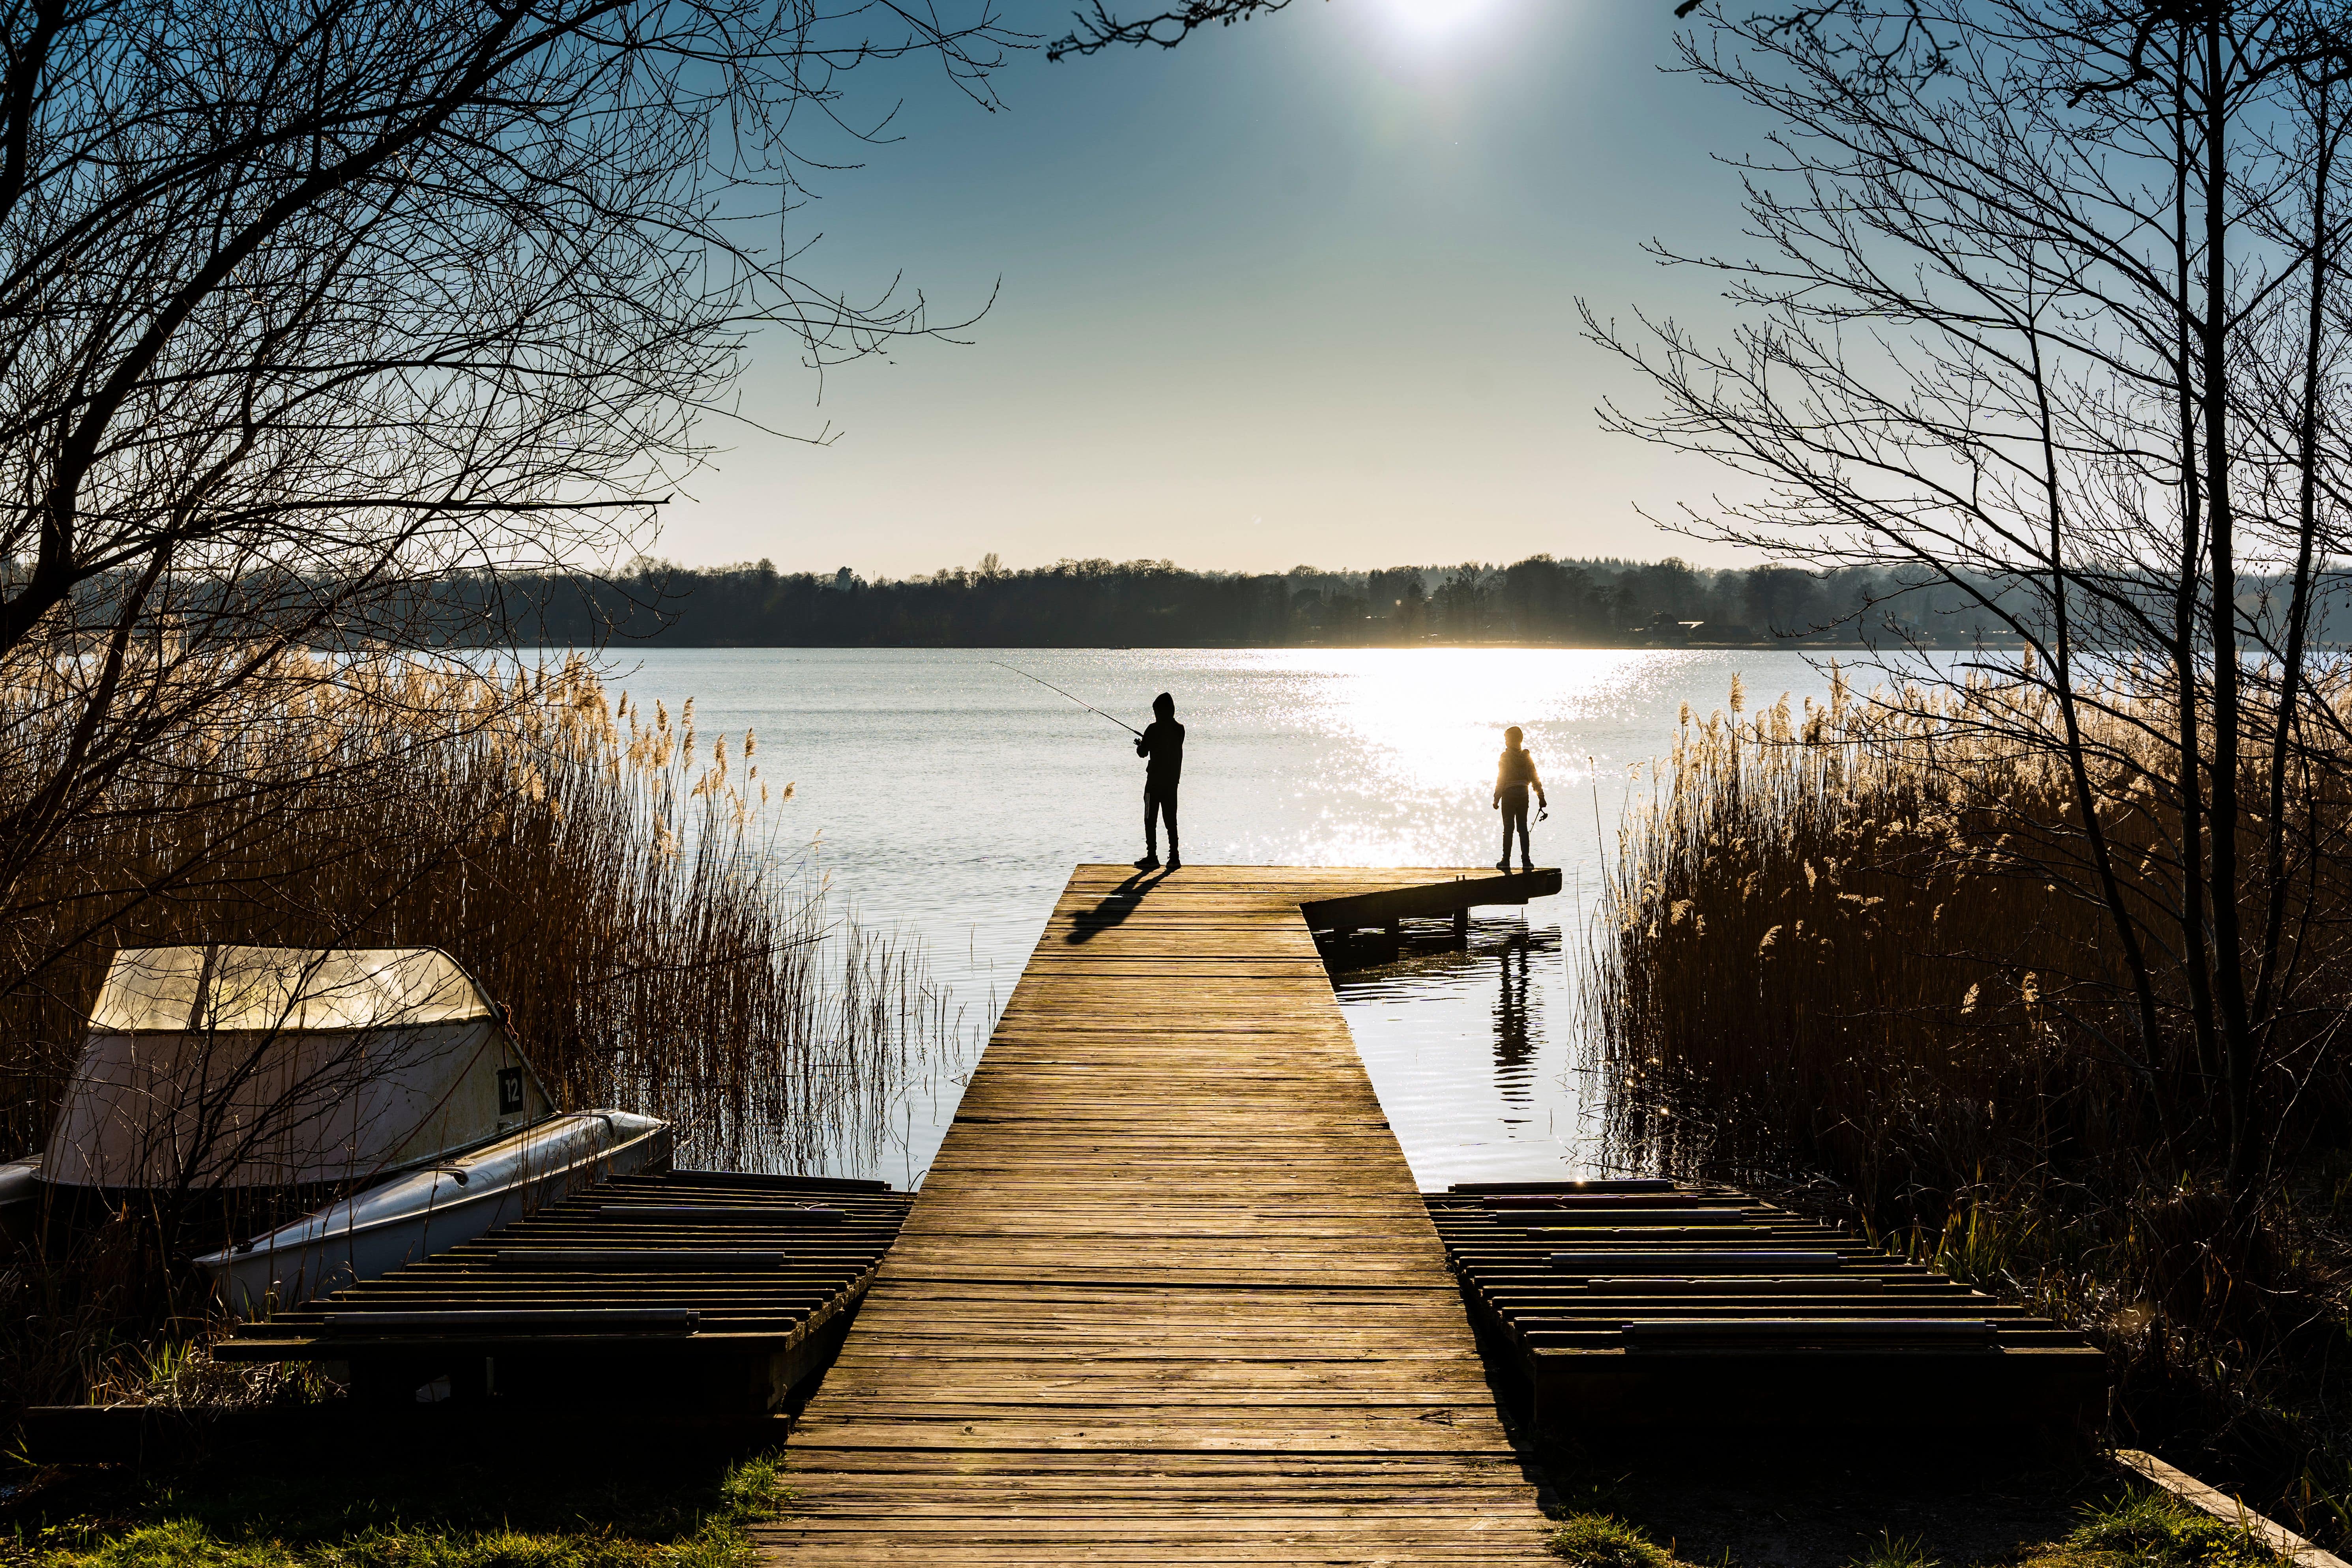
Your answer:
[1217,648,1679,869]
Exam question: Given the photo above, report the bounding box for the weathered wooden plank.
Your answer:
[762,864,1557,1566]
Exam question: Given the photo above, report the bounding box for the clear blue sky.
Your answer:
[665,0,1768,577]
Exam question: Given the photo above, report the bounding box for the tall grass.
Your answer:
[1,653,943,1175]
[0,650,955,1420]
[1585,671,2352,1534]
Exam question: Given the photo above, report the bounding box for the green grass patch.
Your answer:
[1549,1513,1683,1568]
[0,1442,787,1568]
[2015,1488,2290,1568]
[1849,1531,1937,1568]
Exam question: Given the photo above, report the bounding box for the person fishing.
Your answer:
[1134,692,1184,872]
[986,664,1185,871]
[1492,725,1545,873]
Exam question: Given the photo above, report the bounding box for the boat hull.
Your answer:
[195,1111,671,1315]
[0,1157,37,1250]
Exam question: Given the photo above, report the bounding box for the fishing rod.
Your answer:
[991,661,1143,738]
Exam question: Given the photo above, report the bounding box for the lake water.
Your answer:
[601,647,1840,1189]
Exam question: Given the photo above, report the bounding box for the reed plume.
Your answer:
[0,650,943,1181]
[0,649,958,1425]
[1587,670,2352,1531]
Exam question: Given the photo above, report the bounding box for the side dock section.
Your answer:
[764,864,1563,1566]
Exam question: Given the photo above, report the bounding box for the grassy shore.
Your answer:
[0,1437,2292,1568]
[1547,1488,2292,1568]
[0,1438,787,1567]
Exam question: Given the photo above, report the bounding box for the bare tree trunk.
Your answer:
[2256,66,2337,1036]
[2201,15,2260,1190]
[2174,22,2222,1132]
[2032,279,2169,1125]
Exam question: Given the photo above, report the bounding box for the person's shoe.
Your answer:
[1166,855,1182,871]
[1133,854,1160,871]
[1494,859,1510,872]
[1521,862,1536,874]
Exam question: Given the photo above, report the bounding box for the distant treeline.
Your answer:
[500,554,2076,648]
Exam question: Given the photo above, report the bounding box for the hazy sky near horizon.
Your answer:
[664,0,1768,578]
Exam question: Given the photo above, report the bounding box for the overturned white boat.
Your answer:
[196,1108,669,1314]
[12,945,670,1311]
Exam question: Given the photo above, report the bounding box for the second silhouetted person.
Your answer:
[1493,725,1545,872]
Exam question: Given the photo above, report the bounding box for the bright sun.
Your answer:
[1373,0,1501,37]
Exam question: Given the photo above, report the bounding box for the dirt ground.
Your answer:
[1605,1461,2107,1568]
[1504,1392,2125,1568]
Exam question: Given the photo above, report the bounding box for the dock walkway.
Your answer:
[764,864,1562,1565]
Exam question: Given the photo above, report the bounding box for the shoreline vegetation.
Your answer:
[2,1439,795,1567]
[1589,675,2352,1544]
[485,553,2295,650]
[1549,0,2352,1547]
[0,0,1012,1511]
[0,652,959,1437]
[0,1436,2281,1568]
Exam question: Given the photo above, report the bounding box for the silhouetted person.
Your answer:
[1134,692,1184,872]
[1493,725,1545,872]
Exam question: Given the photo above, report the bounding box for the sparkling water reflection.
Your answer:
[1331,915,1574,1179]
[597,647,1841,1186]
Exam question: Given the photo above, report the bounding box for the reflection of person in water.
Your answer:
[1491,726,1546,872]
[1493,933,1534,1107]
[1134,692,1184,872]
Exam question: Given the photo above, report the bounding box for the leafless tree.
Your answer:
[1050,0,1304,59]
[1585,0,2352,1193]
[0,0,1012,1003]
[1046,0,1705,60]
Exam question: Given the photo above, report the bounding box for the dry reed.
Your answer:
[0,650,954,1422]
[1,653,945,1178]
[1585,670,2352,1535]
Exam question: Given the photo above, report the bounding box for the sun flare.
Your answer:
[1372,0,1503,38]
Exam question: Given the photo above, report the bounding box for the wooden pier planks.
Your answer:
[1426,1185,2106,1440]
[215,1171,912,1415]
[764,864,1559,1566]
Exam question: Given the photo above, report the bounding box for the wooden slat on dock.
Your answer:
[765,864,1560,1565]
[1427,1184,2105,1439]
[215,1170,912,1414]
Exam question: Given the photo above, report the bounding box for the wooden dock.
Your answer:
[765,864,1564,1565]
[212,1170,911,1415]
[1427,1183,2104,1442]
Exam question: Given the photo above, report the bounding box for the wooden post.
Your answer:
[1452,908,1470,941]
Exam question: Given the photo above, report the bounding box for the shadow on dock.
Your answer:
[1060,865,1170,942]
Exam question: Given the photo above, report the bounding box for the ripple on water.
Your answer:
[593,647,1838,1184]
